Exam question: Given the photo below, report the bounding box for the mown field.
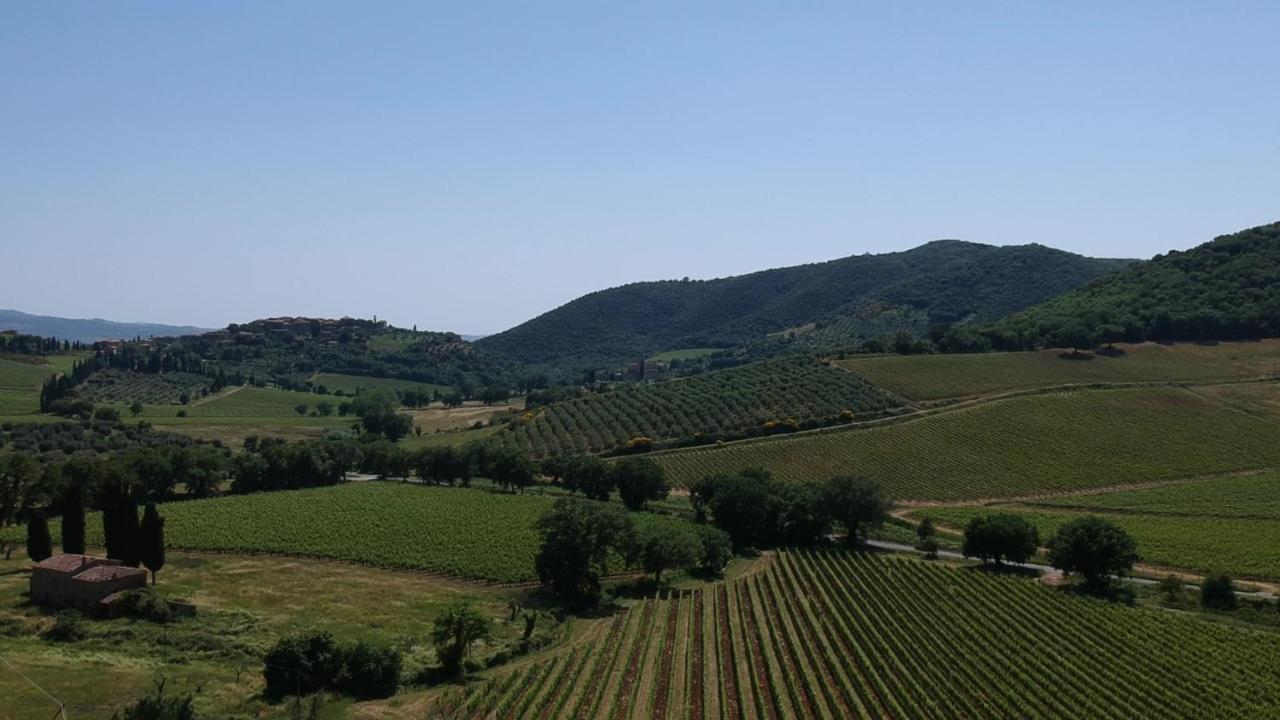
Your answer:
[651,387,1280,500]
[310,371,451,396]
[436,550,1280,719]
[1,482,690,583]
[837,340,1280,401]
[501,358,907,458]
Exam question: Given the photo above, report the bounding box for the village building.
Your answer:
[30,554,147,614]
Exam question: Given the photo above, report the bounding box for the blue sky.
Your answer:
[2,2,1277,334]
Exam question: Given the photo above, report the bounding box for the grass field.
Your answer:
[0,353,86,414]
[439,550,1280,718]
[0,551,525,720]
[651,387,1280,500]
[311,372,451,396]
[1191,381,1280,421]
[110,386,352,447]
[837,340,1280,401]
[0,482,692,583]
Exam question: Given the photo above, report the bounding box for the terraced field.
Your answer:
[501,358,907,458]
[0,482,689,583]
[837,340,1280,401]
[435,550,1280,718]
[651,387,1280,500]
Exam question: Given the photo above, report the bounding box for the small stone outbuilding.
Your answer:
[30,554,147,614]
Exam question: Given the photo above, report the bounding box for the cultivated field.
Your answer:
[79,369,213,405]
[502,358,907,457]
[310,371,451,397]
[837,340,1280,401]
[651,387,1280,500]
[0,482,690,583]
[436,550,1280,719]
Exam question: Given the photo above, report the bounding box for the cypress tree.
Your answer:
[61,486,86,555]
[26,514,52,562]
[139,502,166,586]
[119,490,141,567]
[102,484,122,561]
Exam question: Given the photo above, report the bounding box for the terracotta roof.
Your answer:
[33,554,98,573]
[73,565,146,583]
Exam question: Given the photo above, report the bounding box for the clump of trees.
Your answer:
[1200,573,1238,611]
[687,470,889,550]
[962,513,1040,566]
[263,630,401,701]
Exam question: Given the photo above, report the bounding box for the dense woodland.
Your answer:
[476,241,1129,372]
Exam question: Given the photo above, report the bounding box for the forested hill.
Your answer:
[0,309,212,343]
[994,222,1280,348]
[477,240,1130,370]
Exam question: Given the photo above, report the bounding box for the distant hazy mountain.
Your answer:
[0,309,214,343]
[477,240,1132,371]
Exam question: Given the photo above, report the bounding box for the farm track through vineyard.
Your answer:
[429,550,1280,719]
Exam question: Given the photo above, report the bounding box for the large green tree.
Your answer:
[1046,516,1139,594]
[962,513,1040,566]
[821,475,890,547]
[610,456,669,511]
[26,513,52,562]
[534,499,635,606]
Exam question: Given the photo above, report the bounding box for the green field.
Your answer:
[311,372,451,396]
[0,550,524,720]
[442,550,1280,719]
[837,340,1280,401]
[921,503,1280,582]
[2,482,691,583]
[1027,471,1280,519]
[0,353,86,414]
[651,387,1280,500]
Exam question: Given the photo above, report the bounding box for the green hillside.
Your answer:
[838,340,1280,401]
[995,222,1280,348]
[651,387,1280,500]
[478,241,1130,372]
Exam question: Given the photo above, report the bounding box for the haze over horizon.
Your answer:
[3,2,1277,334]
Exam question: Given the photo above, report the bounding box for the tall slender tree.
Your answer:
[26,513,52,562]
[139,502,166,585]
[118,490,141,567]
[61,485,86,555]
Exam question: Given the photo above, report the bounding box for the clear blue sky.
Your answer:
[2,2,1277,334]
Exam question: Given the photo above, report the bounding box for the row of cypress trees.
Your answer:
[26,486,166,585]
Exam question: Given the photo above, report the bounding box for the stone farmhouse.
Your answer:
[30,554,147,614]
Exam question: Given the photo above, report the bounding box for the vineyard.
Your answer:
[431,550,1280,719]
[79,369,213,405]
[499,358,908,458]
[0,482,691,583]
[837,340,1280,401]
[650,387,1280,500]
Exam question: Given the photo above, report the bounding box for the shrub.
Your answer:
[335,641,402,699]
[1201,573,1238,611]
[263,631,343,700]
[44,609,86,642]
[115,588,174,624]
[112,680,197,720]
